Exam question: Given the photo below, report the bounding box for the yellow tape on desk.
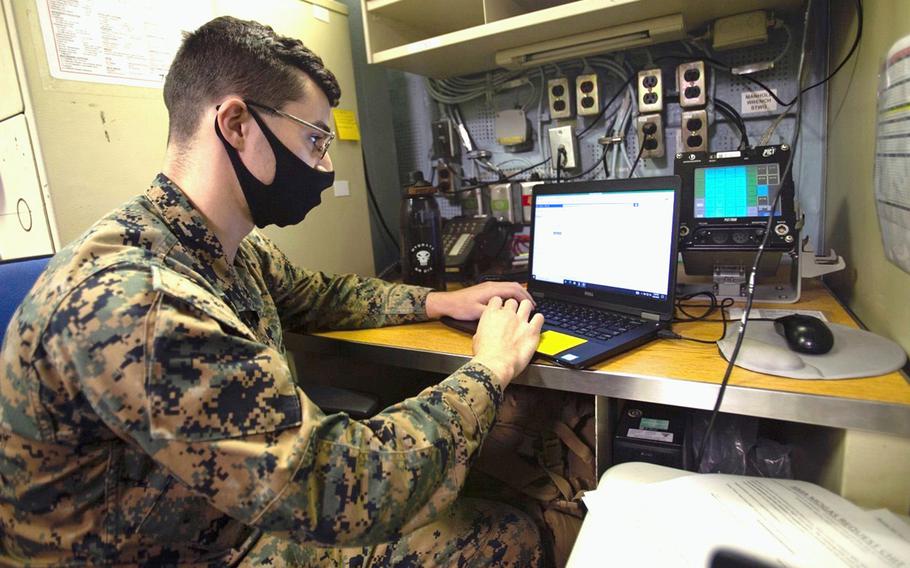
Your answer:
[537,330,587,356]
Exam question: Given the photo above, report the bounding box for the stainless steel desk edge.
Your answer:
[285,333,910,437]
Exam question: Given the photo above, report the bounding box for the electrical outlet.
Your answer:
[636,114,664,159]
[677,61,706,108]
[681,109,708,152]
[548,125,578,169]
[637,69,663,113]
[547,77,572,119]
[576,73,599,116]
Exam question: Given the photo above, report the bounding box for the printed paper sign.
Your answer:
[36,0,211,88]
[741,89,779,115]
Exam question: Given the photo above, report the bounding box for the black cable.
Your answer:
[505,157,551,180]
[556,147,567,184]
[361,149,400,250]
[561,146,610,181]
[448,182,487,195]
[694,103,803,470]
[601,145,611,178]
[688,1,865,470]
[627,136,647,179]
[674,291,723,322]
[532,146,611,183]
[797,0,862,100]
[710,97,749,150]
[578,74,636,138]
[447,156,551,195]
[662,292,736,344]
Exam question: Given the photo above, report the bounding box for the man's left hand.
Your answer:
[425,281,533,321]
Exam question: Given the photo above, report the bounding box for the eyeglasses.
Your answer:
[245,100,335,159]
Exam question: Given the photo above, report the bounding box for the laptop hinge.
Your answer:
[641,312,660,321]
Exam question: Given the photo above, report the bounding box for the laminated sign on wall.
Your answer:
[874,35,910,274]
[36,0,212,88]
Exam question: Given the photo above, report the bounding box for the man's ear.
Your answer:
[215,98,249,150]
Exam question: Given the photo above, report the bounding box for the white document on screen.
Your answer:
[576,474,910,567]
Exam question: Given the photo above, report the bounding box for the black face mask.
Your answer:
[215,106,335,228]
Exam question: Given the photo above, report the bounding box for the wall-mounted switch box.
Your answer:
[548,125,578,169]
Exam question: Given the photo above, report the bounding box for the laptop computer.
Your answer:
[442,175,681,369]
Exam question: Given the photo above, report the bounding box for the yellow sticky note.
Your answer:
[332,109,360,141]
[537,330,587,356]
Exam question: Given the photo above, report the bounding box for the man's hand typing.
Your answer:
[470,297,544,387]
[425,281,533,321]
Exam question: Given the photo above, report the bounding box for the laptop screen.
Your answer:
[531,186,677,301]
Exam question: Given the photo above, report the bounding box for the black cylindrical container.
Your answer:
[400,171,445,290]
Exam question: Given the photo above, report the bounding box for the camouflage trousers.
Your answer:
[237,498,543,567]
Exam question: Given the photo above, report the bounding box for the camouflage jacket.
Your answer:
[0,174,502,566]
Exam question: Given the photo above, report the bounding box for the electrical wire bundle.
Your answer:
[427,54,639,185]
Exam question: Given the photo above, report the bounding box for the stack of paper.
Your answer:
[572,474,910,567]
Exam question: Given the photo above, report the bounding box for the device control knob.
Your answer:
[679,225,690,237]
[785,235,794,243]
[774,223,790,236]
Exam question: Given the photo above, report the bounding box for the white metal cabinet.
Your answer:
[0,114,54,258]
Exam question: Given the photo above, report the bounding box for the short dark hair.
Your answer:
[163,16,341,146]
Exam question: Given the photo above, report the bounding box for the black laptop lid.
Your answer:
[527,176,681,321]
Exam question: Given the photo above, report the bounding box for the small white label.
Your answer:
[560,353,579,361]
[333,180,350,197]
[627,428,674,443]
[741,90,779,115]
[312,5,330,23]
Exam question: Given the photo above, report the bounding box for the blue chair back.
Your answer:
[0,255,52,347]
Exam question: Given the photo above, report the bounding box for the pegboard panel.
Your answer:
[463,107,497,147]
[390,8,819,220]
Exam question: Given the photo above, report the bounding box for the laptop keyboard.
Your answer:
[535,299,648,342]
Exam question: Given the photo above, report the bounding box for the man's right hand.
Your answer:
[470,297,544,388]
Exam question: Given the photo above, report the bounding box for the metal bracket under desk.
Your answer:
[285,333,910,438]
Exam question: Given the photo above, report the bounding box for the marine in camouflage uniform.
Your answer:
[0,174,541,566]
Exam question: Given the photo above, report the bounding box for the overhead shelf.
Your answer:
[361,0,801,78]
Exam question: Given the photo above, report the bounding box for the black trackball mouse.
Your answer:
[773,314,835,355]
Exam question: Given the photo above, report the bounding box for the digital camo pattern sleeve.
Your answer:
[242,231,432,332]
[42,263,503,547]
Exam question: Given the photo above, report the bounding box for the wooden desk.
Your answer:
[285,279,910,438]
